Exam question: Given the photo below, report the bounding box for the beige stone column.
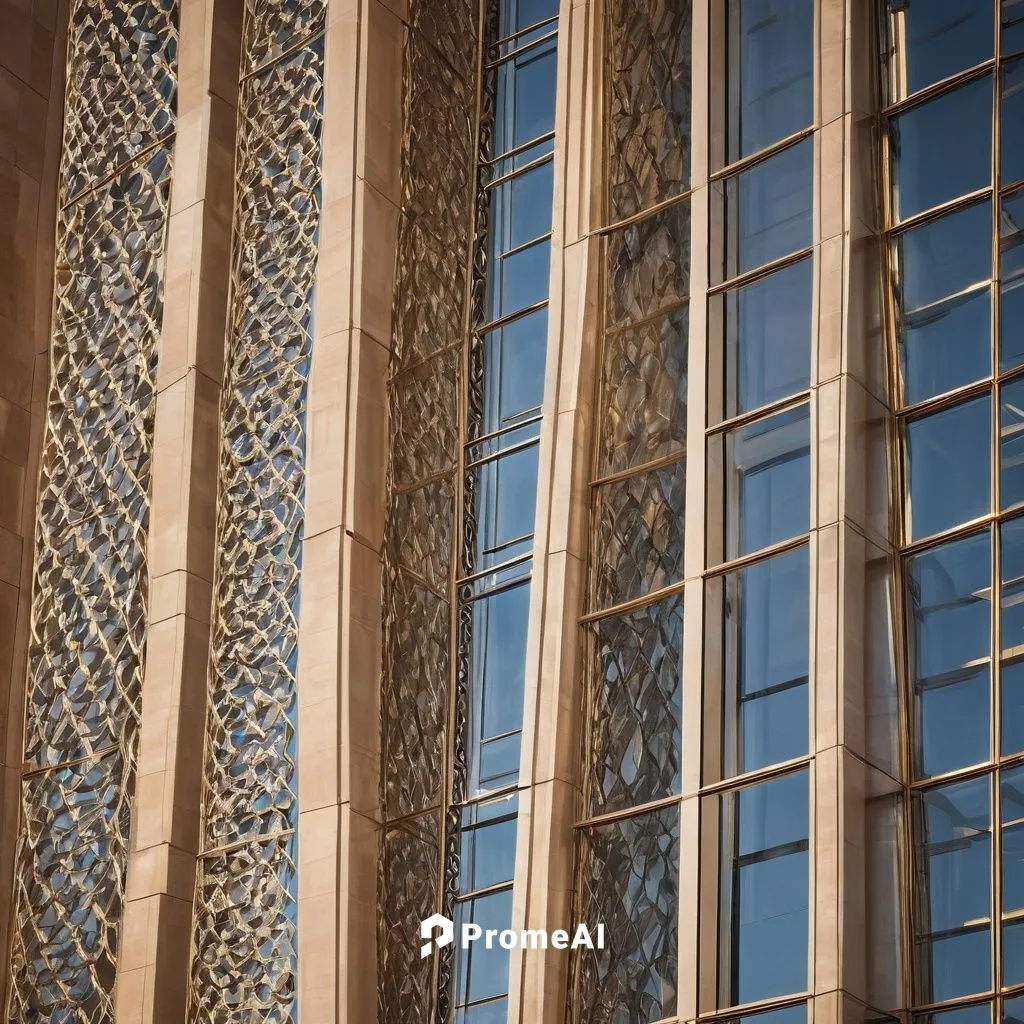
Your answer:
[0,0,67,999]
[113,0,243,1017]
[294,0,401,1019]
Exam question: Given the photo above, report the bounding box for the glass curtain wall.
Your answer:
[880,1,1024,1019]
[187,5,325,1020]
[444,2,559,1020]
[703,0,814,1020]
[570,1,692,1022]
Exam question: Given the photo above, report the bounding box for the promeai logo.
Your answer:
[419,915,604,958]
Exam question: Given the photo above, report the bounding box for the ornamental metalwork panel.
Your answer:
[608,0,692,223]
[61,0,177,201]
[8,0,178,1007]
[8,752,129,1024]
[189,20,324,1024]
[574,807,680,1024]
[587,594,683,815]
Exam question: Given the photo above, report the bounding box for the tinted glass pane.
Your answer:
[499,0,557,37]
[915,775,992,1004]
[1003,377,1024,509]
[906,395,991,540]
[489,160,554,258]
[1007,765,1024,986]
[901,287,990,406]
[481,307,548,434]
[1006,0,1024,55]
[722,770,809,1005]
[887,0,993,100]
[1005,919,1024,986]
[460,794,518,894]
[486,237,551,323]
[493,39,557,158]
[1000,519,1024,754]
[724,256,812,417]
[1002,656,1024,755]
[722,545,809,776]
[891,75,992,221]
[1002,192,1024,373]
[457,999,508,1024]
[469,583,530,793]
[914,1007,993,1024]
[725,403,810,558]
[453,888,514,1004]
[734,1006,808,1024]
[908,531,991,777]
[727,0,813,161]
[1004,59,1024,187]
[1008,999,1024,1024]
[727,139,813,276]
[472,443,539,569]
[897,199,992,312]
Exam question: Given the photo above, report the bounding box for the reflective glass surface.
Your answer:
[727,0,813,162]
[1003,766,1024,985]
[890,75,992,222]
[1001,516,1024,754]
[481,307,548,435]
[498,0,557,37]
[724,402,810,559]
[724,256,812,417]
[907,531,991,778]
[728,1006,808,1024]
[493,37,557,159]
[1002,376,1024,509]
[460,794,518,894]
[453,888,515,1004]
[886,0,993,100]
[915,775,993,1004]
[906,395,991,540]
[721,770,809,1005]
[468,582,530,793]
[1003,59,1024,187]
[726,138,813,277]
[914,1004,993,1024]
[1002,191,1024,374]
[472,443,540,570]
[1006,0,1024,55]
[721,545,810,776]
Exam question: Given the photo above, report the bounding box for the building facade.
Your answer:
[0,0,1019,1022]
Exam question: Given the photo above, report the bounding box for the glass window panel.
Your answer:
[492,39,557,159]
[486,236,551,323]
[592,457,685,608]
[907,530,991,777]
[720,770,810,1006]
[1002,191,1024,374]
[1003,59,1024,187]
[1001,513,1024,645]
[457,999,508,1024]
[460,794,519,895]
[489,160,554,256]
[724,256,812,417]
[1002,656,1024,755]
[891,75,992,222]
[901,286,991,406]
[726,138,813,276]
[726,0,814,162]
[914,775,993,1004]
[906,395,991,541]
[886,0,993,101]
[499,0,557,38]
[1003,377,1024,509]
[481,307,548,435]
[1003,765,1024,911]
[1008,999,1024,1024]
[896,198,992,318]
[729,1006,808,1024]
[469,582,530,794]
[1005,919,1024,986]
[721,545,810,777]
[472,443,539,569]
[1007,0,1024,55]
[724,402,810,559]
[578,807,679,1023]
[453,888,514,1005]
[588,594,682,815]
[914,1007,993,1024]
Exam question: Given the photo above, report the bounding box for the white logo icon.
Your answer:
[420,913,454,958]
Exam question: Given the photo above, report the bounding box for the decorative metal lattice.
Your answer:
[188,21,324,1024]
[378,1,478,1020]
[608,0,692,223]
[574,807,680,1024]
[587,595,683,815]
[7,0,178,1010]
[600,305,688,476]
